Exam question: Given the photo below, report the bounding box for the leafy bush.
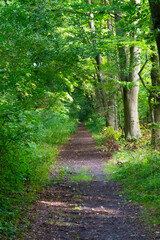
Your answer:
[39,110,77,145]
[0,108,77,239]
[104,149,160,225]
[85,113,106,133]
[99,126,121,152]
[102,126,122,141]
[86,118,122,152]
[99,124,160,226]
[114,152,160,197]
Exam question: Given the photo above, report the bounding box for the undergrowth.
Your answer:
[87,116,160,226]
[0,109,77,239]
[104,150,160,226]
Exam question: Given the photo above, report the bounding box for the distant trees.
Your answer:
[87,0,118,129]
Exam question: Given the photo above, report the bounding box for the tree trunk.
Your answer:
[105,0,118,130]
[107,96,118,130]
[150,45,160,147]
[148,0,160,60]
[88,0,117,129]
[115,1,141,139]
[148,0,160,147]
[123,85,141,139]
[95,55,112,127]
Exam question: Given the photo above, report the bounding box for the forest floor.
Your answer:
[24,125,156,240]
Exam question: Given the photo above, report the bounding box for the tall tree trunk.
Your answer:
[150,46,160,147]
[125,44,141,138]
[95,55,113,127]
[105,0,118,130]
[115,0,141,139]
[88,0,117,129]
[148,0,160,59]
[148,0,160,147]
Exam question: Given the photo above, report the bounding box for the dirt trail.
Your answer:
[26,125,154,240]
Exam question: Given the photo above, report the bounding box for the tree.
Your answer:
[87,0,118,129]
[114,0,141,139]
[148,0,160,147]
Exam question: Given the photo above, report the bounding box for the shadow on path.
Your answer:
[26,125,153,240]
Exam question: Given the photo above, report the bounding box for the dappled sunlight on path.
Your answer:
[26,125,152,240]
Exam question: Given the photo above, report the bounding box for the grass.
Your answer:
[70,173,93,182]
[70,168,93,183]
[87,117,160,227]
[53,167,93,183]
[103,148,160,226]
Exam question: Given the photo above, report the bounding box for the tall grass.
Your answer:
[108,150,160,225]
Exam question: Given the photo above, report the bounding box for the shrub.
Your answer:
[102,126,122,141]
[85,113,106,133]
[112,151,160,225]
[0,109,77,239]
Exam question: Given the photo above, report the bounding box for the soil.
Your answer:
[25,125,158,240]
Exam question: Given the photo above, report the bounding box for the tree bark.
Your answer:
[150,46,160,147]
[115,0,141,139]
[105,0,118,130]
[88,0,117,129]
[148,0,160,60]
[148,0,160,147]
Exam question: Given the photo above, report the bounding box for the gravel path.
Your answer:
[25,125,155,240]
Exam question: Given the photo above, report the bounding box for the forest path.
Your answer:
[26,125,152,240]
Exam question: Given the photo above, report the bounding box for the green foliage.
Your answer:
[102,126,122,141]
[39,110,77,145]
[71,174,93,183]
[85,113,106,133]
[0,0,158,236]
[103,141,160,226]
[92,121,160,225]
[52,167,72,183]
[0,109,77,239]
[88,123,122,152]
[113,151,160,224]
[70,168,93,183]
[138,85,149,122]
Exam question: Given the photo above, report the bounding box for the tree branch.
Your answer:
[138,55,150,92]
[51,8,115,18]
[138,55,159,98]
[51,9,89,15]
